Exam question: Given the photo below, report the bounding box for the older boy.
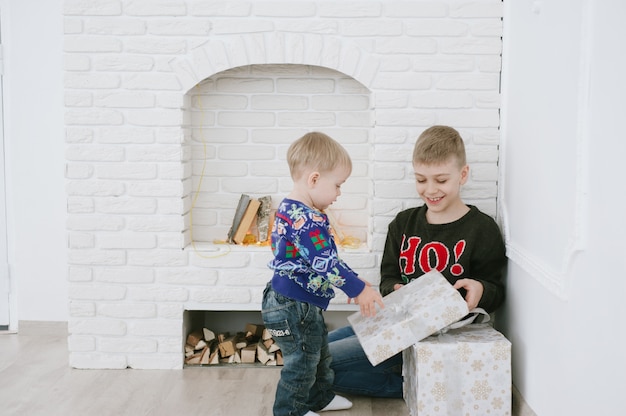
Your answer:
[262,132,384,415]
[328,125,506,398]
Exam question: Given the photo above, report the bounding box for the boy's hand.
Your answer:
[354,285,384,317]
[347,278,371,304]
[453,278,484,310]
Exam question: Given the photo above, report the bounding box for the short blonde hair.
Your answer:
[287,132,352,180]
[413,125,467,167]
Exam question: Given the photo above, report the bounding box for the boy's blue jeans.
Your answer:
[262,283,335,416]
[328,325,404,398]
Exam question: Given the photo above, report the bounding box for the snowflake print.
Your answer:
[361,324,380,336]
[443,305,463,323]
[457,343,472,362]
[431,382,447,401]
[417,346,432,363]
[470,380,493,400]
[491,342,510,360]
[426,325,438,334]
[430,287,447,298]
[492,396,505,409]
[373,344,394,363]
[287,204,305,220]
[471,359,484,371]
[382,329,395,340]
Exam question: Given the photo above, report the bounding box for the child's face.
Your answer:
[309,165,351,211]
[413,157,469,216]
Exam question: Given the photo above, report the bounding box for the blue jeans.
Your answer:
[328,325,403,398]
[262,283,335,416]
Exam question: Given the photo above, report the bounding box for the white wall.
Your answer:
[500,0,626,414]
[1,0,67,325]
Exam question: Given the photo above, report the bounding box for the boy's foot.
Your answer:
[304,412,320,416]
[320,395,353,411]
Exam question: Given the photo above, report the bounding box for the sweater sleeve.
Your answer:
[472,219,507,312]
[379,216,404,297]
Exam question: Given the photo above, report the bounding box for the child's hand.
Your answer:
[453,278,484,310]
[355,285,384,317]
[347,278,371,304]
[393,283,404,291]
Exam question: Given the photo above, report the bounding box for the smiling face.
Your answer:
[413,156,469,223]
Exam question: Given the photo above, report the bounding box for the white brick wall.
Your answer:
[64,0,503,369]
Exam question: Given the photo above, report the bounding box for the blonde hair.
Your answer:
[413,125,467,167]
[287,132,352,180]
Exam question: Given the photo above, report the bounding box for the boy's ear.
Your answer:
[308,171,320,187]
[460,165,470,184]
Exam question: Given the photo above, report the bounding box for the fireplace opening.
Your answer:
[181,64,373,251]
[183,309,354,367]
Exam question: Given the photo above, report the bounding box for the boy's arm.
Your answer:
[293,215,366,298]
[379,220,404,296]
[475,275,505,312]
[470,225,507,312]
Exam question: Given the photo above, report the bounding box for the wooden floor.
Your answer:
[1,322,536,416]
[0,321,409,416]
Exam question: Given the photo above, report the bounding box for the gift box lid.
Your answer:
[347,270,469,366]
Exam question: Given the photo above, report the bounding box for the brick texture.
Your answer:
[64,0,503,369]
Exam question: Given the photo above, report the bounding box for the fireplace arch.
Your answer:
[170,33,382,92]
[170,34,382,249]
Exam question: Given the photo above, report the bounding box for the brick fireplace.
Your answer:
[64,0,503,369]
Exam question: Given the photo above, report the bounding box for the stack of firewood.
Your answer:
[185,323,283,366]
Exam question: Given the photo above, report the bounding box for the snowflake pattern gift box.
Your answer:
[403,323,512,416]
[347,270,469,366]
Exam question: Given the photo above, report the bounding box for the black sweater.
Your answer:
[379,205,506,313]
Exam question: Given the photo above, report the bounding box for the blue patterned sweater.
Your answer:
[268,198,366,310]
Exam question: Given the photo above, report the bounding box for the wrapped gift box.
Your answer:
[347,270,469,366]
[403,323,512,416]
